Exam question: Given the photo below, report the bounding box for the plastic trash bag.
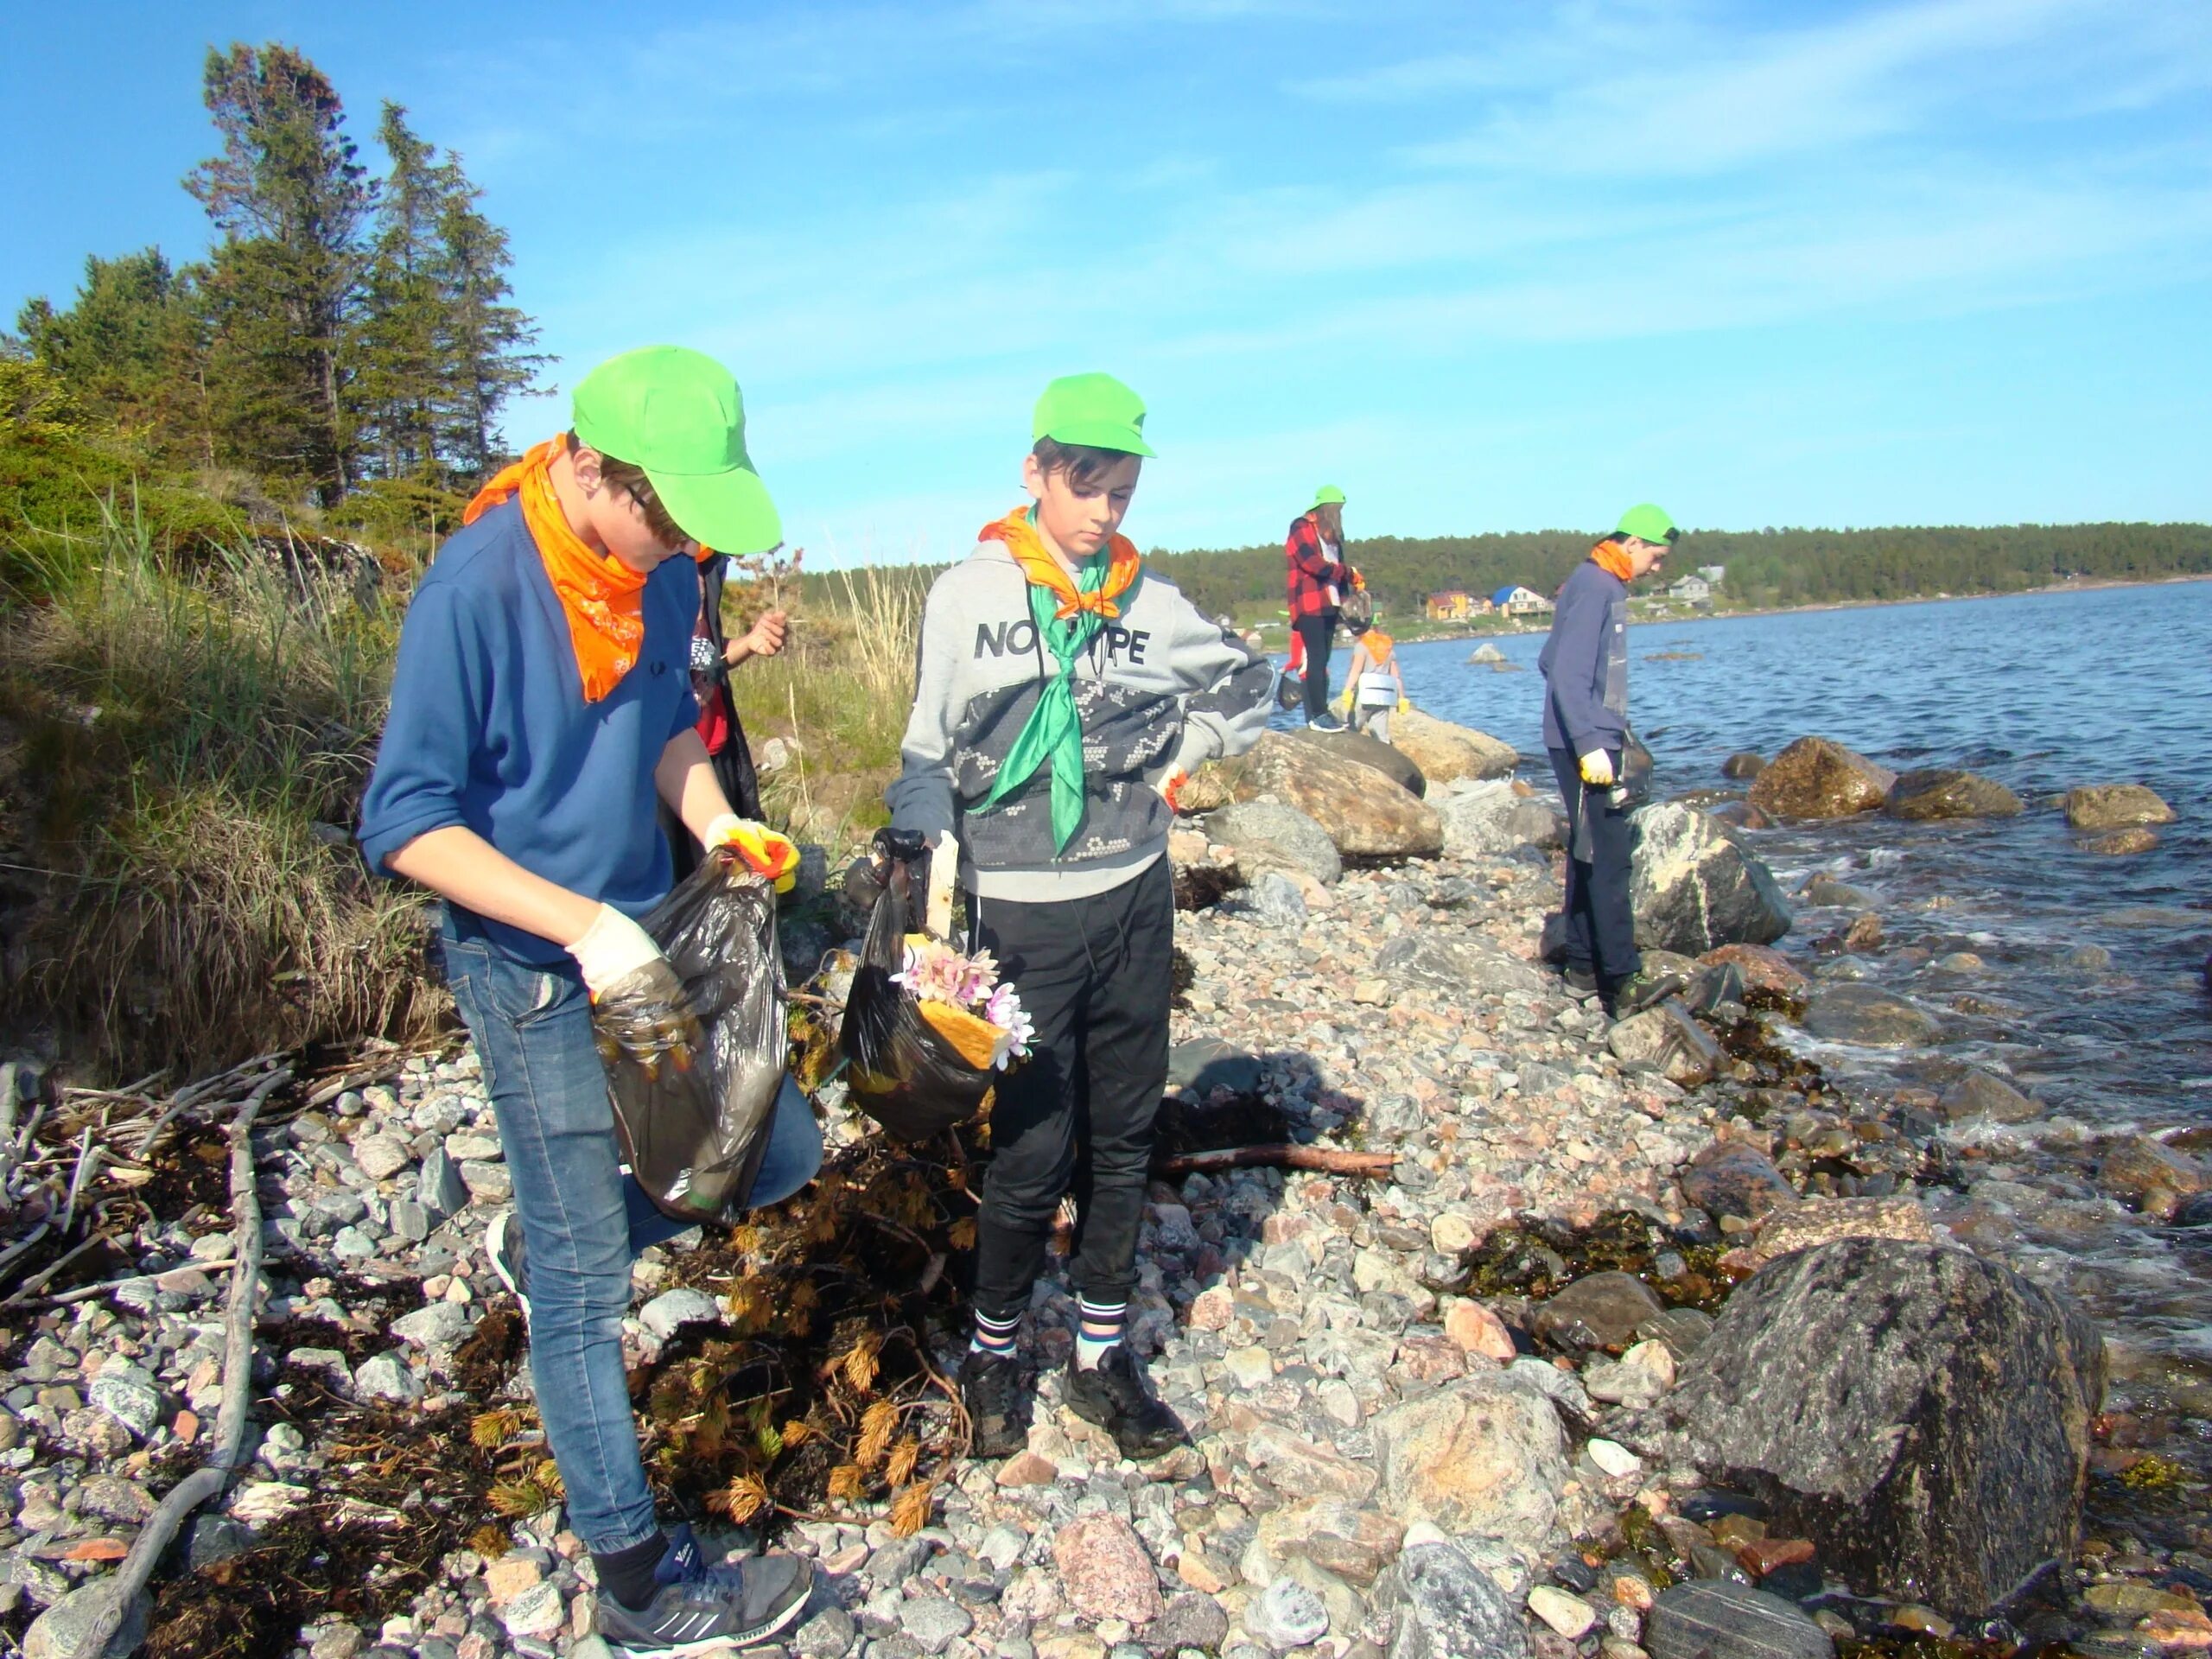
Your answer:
[592,849,789,1223]
[840,829,997,1142]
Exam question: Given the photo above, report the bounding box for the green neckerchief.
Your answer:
[976,526,1135,853]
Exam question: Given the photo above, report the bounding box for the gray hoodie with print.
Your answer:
[888,539,1274,901]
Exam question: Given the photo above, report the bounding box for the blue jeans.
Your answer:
[438,911,822,1554]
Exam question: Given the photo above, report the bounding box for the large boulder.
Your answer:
[1371,1372,1567,1539]
[1662,1238,2104,1618]
[1747,738,1897,819]
[2064,784,2176,830]
[1181,732,1443,858]
[1287,726,1427,797]
[1629,804,1793,954]
[1392,710,1518,785]
[1435,779,1560,858]
[1206,800,1343,886]
[1886,769,2023,821]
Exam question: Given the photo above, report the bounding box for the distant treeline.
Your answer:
[1122,520,2212,620]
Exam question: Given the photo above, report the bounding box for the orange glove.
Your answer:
[703,813,799,893]
[1159,769,1190,813]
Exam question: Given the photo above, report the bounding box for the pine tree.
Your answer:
[430,150,543,480]
[353,102,448,481]
[184,42,373,505]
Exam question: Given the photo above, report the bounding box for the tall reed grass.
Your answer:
[1,499,442,1077]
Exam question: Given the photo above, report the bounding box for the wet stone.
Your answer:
[1645,1582,1834,1659]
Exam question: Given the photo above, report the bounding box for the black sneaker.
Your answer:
[1063,1344,1186,1460]
[1608,969,1688,1018]
[595,1524,812,1656]
[1562,965,1600,1001]
[960,1348,1032,1460]
[1307,715,1347,734]
[486,1210,530,1325]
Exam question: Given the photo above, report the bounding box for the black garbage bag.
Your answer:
[841,829,997,1142]
[592,849,788,1224]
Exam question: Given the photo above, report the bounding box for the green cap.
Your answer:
[572,346,781,554]
[1033,372,1155,457]
[1615,503,1678,545]
[1311,486,1346,509]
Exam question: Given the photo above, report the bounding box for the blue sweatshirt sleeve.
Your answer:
[358,581,486,875]
[1543,572,1612,758]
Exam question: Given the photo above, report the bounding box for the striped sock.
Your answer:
[970,1309,1020,1359]
[1074,1296,1127,1370]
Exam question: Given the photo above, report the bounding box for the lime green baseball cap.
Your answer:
[1311,486,1346,509]
[572,346,781,554]
[1033,372,1154,457]
[1615,503,1678,545]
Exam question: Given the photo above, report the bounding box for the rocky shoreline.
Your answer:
[2,721,2207,1659]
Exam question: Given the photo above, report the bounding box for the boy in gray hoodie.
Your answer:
[887,372,1271,1458]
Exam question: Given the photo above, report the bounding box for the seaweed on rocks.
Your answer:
[1459,1209,1745,1313]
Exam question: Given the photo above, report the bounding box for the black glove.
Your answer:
[842,828,932,912]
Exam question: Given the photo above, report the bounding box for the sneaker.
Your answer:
[1608,969,1688,1018]
[1307,715,1347,734]
[486,1211,530,1325]
[1562,965,1600,1001]
[1063,1344,1186,1460]
[596,1525,813,1656]
[960,1348,1032,1461]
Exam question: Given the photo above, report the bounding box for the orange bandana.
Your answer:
[979,507,1141,620]
[465,435,649,703]
[1591,538,1636,582]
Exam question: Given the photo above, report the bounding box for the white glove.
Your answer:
[1578,750,1615,787]
[565,904,664,999]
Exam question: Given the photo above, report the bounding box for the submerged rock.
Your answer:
[1885,769,2023,821]
[1802,984,1939,1046]
[2064,783,2175,830]
[1533,1271,1666,1352]
[1720,752,1768,780]
[1936,1068,2040,1124]
[1747,738,1897,819]
[1629,804,1792,955]
[1645,1581,1833,1659]
[1391,710,1518,784]
[1665,1237,2104,1618]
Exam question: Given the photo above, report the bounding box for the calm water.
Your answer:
[1365,582,2212,1395]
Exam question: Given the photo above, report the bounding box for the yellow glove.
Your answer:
[703,813,799,893]
[1579,751,1615,787]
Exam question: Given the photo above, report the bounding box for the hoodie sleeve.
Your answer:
[884,569,964,839]
[1541,566,1615,758]
[1158,589,1274,776]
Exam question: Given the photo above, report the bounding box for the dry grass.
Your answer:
[728,563,928,857]
[1,504,442,1077]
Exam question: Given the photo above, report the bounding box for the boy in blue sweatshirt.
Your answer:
[359,346,817,1656]
[1536,504,1685,1019]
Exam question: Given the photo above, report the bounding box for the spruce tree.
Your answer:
[431,154,543,480]
[184,42,373,505]
[354,103,447,481]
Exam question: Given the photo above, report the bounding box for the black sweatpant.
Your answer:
[1549,746,1641,983]
[1295,613,1338,722]
[966,856,1173,1323]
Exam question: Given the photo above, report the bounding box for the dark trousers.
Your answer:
[966,857,1173,1322]
[1295,613,1337,721]
[1549,747,1641,983]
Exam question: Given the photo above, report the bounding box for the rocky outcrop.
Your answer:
[1885,768,2023,821]
[1746,738,1897,819]
[1206,801,1342,886]
[1286,727,1427,797]
[1628,804,1792,954]
[1390,711,1518,785]
[1434,780,1560,858]
[2064,784,2175,830]
[1181,733,1443,857]
[1662,1238,2104,1618]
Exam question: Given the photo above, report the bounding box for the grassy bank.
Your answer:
[0,503,923,1078]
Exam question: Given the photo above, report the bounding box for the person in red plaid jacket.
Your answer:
[1285,486,1358,729]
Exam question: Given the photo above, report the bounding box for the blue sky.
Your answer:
[5,0,2209,562]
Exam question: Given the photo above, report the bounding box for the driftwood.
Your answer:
[1154,1143,1398,1178]
[69,1064,288,1659]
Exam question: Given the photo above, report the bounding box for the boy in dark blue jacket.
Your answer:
[1537,504,1684,1018]
[359,346,817,1656]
